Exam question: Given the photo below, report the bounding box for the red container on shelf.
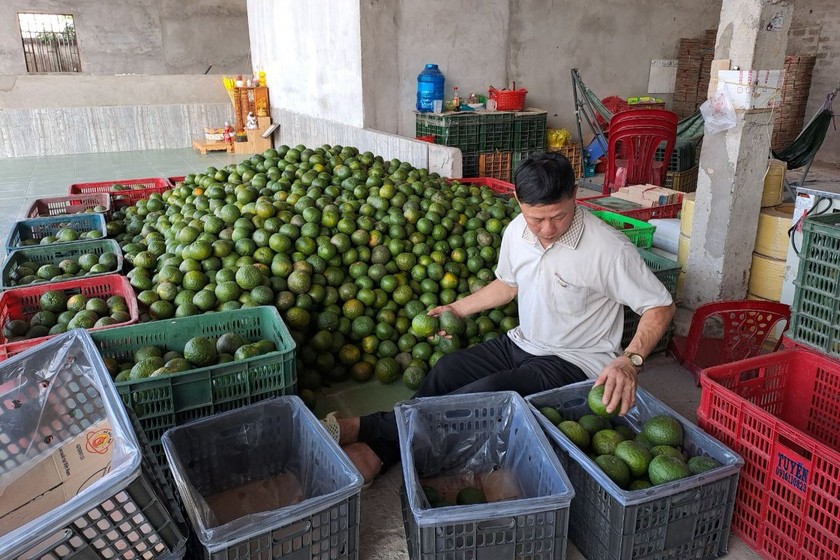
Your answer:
[698,348,840,560]
[488,87,528,111]
[68,177,171,208]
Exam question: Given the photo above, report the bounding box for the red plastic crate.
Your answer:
[68,177,171,208]
[0,275,138,361]
[451,176,515,196]
[577,194,681,220]
[697,349,840,560]
[23,193,111,219]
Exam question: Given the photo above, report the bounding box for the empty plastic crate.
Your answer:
[395,391,574,560]
[621,248,680,353]
[0,329,186,559]
[527,381,743,560]
[162,396,363,559]
[698,348,840,560]
[0,274,139,361]
[589,210,656,249]
[90,306,296,472]
[513,110,548,151]
[1,238,123,289]
[23,193,111,219]
[788,212,840,360]
[5,213,107,251]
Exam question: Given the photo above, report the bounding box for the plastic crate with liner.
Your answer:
[698,348,840,560]
[621,248,680,354]
[0,329,186,560]
[162,396,363,560]
[787,212,840,360]
[1,238,123,289]
[589,209,656,249]
[23,193,111,219]
[527,380,743,560]
[0,274,139,361]
[4,213,107,252]
[578,195,682,221]
[396,391,574,560]
[68,177,171,209]
[90,306,296,474]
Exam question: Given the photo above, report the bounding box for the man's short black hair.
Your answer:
[513,152,576,205]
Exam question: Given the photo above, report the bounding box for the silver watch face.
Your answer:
[627,353,643,367]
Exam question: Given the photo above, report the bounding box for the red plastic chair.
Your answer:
[602,109,677,195]
[669,300,791,386]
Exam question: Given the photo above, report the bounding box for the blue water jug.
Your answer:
[416,64,445,112]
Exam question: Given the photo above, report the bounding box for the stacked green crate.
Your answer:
[512,110,547,178]
[415,112,481,154]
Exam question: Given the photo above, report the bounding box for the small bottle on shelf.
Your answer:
[452,86,461,111]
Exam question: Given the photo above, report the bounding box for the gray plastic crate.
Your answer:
[527,381,743,560]
[396,391,574,560]
[162,396,363,560]
[0,329,186,560]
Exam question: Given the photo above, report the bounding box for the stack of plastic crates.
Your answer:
[162,396,363,560]
[395,391,574,560]
[787,212,840,359]
[0,329,186,559]
[698,348,840,560]
[621,248,681,353]
[528,381,743,560]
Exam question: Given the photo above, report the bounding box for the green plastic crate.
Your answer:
[479,112,514,151]
[590,210,656,249]
[415,112,481,153]
[1,238,123,289]
[621,248,680,352]
[789,212,840,359]
[513,111,547,151]
[512,148,546,179]
[90,306,297,470]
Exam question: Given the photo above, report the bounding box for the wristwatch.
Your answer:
[622,351,644,369]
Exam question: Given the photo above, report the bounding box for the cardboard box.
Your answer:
[0,418,114,537]
[717,69,784,110]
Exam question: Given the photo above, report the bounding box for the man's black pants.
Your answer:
[357,334,587,471]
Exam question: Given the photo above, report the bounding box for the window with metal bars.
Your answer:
[18,12,82,73]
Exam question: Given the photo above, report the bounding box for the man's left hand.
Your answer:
[593,356,639,416]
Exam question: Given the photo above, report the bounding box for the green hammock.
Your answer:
[772,89,836,170]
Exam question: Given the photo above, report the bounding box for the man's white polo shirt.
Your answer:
[495,206,673,378]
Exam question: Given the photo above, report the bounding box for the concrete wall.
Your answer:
[0,0,250,75]
[787,0,840,164]
[248,0,365,127]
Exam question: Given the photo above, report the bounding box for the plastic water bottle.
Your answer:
[416,64,445,112]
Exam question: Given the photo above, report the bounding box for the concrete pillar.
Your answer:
[682,0,793,308]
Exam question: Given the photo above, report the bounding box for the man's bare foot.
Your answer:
[336,416,360,446]
[342,442,383,484]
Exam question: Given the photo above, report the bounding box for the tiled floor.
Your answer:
[0,148,784,559]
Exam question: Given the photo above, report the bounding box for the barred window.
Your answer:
[18,13,81,73]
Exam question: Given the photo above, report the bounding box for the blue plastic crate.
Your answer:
[396,391,574,560]
[162,396,363,559]
[5,213,107,251]
[527,381,743,560]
